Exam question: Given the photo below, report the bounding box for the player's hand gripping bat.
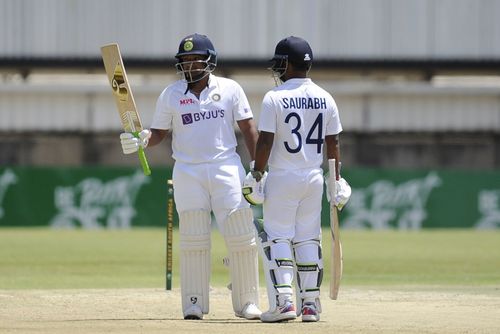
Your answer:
[101,43,151,176]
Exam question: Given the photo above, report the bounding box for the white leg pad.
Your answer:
[268,239,295,308]
[254,220,294,311]
[179,210,211,316]
[293,239,323,314]
[222,208,260,313]
[254,220,278,311]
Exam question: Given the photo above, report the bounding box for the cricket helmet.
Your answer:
[269,36,313,82]
[175,33,217,83]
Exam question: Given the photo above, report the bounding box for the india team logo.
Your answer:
[181,113,193,125]
[212,93,221,101]
[183,40,194,51]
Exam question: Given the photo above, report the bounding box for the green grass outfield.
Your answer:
[0,228,499,289]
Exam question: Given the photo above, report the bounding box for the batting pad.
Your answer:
[293,239,323,314]
[253,220,293,311]
[223,208,260,313]
[267,239,295,309]
[179,210,211,315]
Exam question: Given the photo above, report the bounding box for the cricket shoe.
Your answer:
[301,302,320,322]
[184,304,203,320]
[235,302,262,320]
[260,301,297,323]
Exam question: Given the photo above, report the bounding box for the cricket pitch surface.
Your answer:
[1,287,499,333]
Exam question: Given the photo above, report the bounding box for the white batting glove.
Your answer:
[120,129,151,154]
[326,177,352,211]
[242,170,267,205]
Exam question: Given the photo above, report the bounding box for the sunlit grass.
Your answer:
[0,228,499,289]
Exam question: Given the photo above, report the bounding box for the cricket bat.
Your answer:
[101,43,151,176]
[328,159,343,300]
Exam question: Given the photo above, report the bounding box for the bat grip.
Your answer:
[132,131,151,176]
[328,158,337,181]
[138,147,151,176]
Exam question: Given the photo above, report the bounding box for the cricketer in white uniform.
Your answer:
[120,33,261,321]
[243,36,351,323]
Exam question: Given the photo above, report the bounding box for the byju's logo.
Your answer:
[182,113,193,124]
[181,110,225,125]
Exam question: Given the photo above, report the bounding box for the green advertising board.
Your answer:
[0,167,499,229]
[337,169,500,229]
[0,167,172,229]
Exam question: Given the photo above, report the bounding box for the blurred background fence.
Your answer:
[1,167,500,229]
[1,0,499,228]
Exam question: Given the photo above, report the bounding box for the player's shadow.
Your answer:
[51,317,309,324]
[50,318,256,323]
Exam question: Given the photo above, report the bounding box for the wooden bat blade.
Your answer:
[101,43,151,176]
[330,205,343,300]
[101,44,144,133]
[328,158,343,300]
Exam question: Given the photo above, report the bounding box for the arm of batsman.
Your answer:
[120,129,151,154]
[242,171,267,205]
[326,177,352,211]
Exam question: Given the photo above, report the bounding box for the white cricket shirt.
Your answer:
[258,78,342,170]
[152,75,253,164]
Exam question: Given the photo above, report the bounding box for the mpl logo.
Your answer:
[180,98,195,105]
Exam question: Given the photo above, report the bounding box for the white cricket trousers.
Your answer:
[263,167,324,242]
[172,155,249,229]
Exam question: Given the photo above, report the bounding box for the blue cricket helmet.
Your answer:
[271,36,313,67]
[175,33,217,83]
[269,36,313,84]
[175,33,217,61]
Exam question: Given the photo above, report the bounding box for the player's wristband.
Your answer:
[251,170,264,181]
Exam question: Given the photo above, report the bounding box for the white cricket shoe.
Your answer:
[260,301,297,323]
[184,304,203,320]
[301,302,320,322]
[235,302,262,320]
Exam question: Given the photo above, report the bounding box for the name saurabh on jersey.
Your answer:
[282,97,327,109]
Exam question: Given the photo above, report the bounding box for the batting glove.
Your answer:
[120,129,151,154]
[326,177,352,211]
[242,170,267,205]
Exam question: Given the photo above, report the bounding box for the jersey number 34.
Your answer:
[284,113,323,154]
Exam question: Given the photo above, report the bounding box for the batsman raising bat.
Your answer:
[115,33,262,321]
[243,36,351,323]
[101,43,151,176]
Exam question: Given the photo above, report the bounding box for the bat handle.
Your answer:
[132,131,151,176]
[138,146,151,176]
[328,158,337,181]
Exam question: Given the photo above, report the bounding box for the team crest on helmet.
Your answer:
[304,53,311,61]
[212,93,221,101]
[183,40,194,51]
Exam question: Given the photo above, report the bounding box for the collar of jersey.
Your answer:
[285,77,312,84]
[183,74,214,95]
